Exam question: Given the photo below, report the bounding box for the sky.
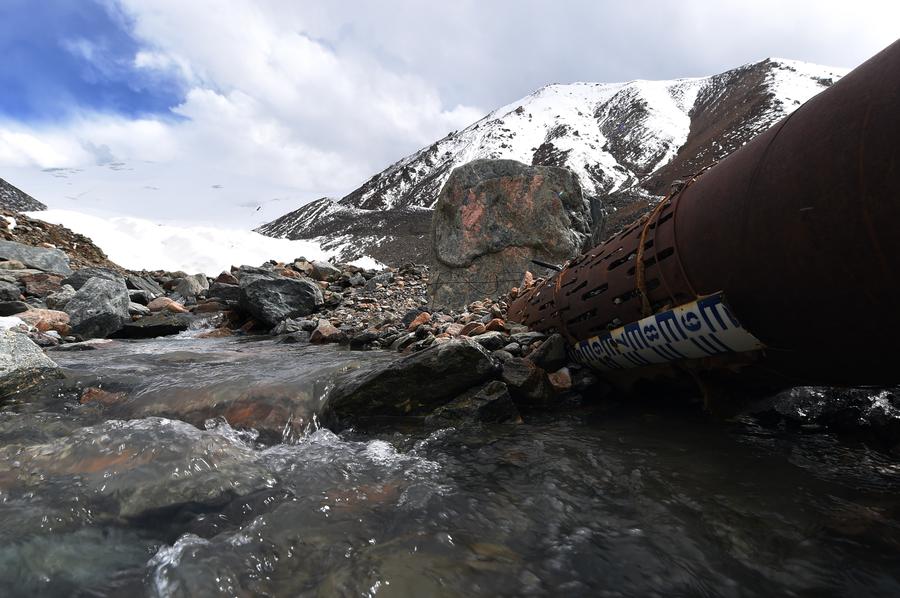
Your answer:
[0,0,897,228]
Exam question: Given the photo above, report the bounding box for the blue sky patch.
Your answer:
[0,0,186,122]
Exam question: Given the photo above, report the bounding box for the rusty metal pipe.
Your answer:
[509,39,900,387]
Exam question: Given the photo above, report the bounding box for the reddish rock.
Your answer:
[310,319,346,344]
[407,311,432,331]
[17,308,70,334]
[445,322,464,336]
[147,297,188,313]
[21,273,63,297]
[276,268,300,279]
[80,386,127,406]
[547,367,572,392]
[214,271,239,285]
[485,318,506,332]
[460,322,486,337]
[427,160,590,309]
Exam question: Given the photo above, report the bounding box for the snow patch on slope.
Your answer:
[27,209,378,274]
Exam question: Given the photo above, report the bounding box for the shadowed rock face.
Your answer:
[428,159,591,309]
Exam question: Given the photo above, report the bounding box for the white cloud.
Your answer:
[0,0,896,228]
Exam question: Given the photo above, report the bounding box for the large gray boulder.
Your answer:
[64,277,131,339]
[239,275,324,327]
[320,337,496,429]
[0,240,72,276]
[61,267,124,290]
[428,159,592,309]
[0,329,60,399]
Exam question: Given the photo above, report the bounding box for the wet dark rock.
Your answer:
[425,380,521,428]
[62,267,123,290]
[0,329,61,399]
[500,357,554,405]
[239,276,324,327]
[271,318,317,335]
[510,331,546,345]
[473,330,508,351]
[0,301,30,316]
[47,338,116,352]
[64,277,131,339]
[0,240,72,276]
[114,312,195,338]
[275,331,311,344]
[349,329,379,348]
[321,337,496,429]
[527,333,568,371]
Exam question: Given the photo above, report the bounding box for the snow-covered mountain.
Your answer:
[257,58,847,264]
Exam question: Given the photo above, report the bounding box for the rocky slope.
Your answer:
[258,58,846,263]
[0,177,46,212]
[1,210,121,271]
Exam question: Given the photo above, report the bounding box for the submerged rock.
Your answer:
[425,380,521,428]
[239,276,324,327]
[0,417,273,520]
[0,239,72,276]
[64,277,131,339]
[114,312,195,339]
[0,329,61,399]
[321,337,496,429]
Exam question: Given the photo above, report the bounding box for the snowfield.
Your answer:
[27,209,382,275]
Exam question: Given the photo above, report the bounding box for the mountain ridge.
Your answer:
[257,57,847,264]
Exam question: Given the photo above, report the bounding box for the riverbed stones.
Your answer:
[239,275,324,327]
[0,329,61,398]
[0,239,72,276]
[321,337,496,429]
[64,277,131,339]
[428,159,592,309]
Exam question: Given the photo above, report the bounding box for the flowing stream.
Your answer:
[1,335,899,597]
